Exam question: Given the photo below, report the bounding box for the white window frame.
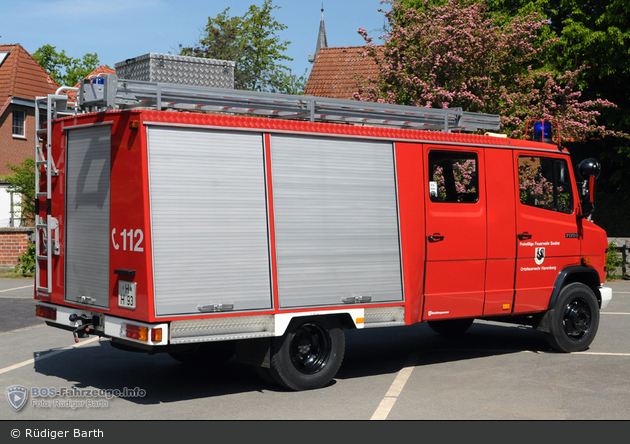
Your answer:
[12,109,26,138]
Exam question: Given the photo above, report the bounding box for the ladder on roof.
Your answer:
[33,94,67,293]
[78,74,501,132]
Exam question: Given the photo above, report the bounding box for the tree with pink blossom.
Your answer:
[355,0,623,141]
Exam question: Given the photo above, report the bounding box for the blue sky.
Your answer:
[0,0,389,82]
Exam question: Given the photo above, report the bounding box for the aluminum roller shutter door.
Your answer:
[65,125,111,309]
[147,127,272,316]
[270,135,403,308]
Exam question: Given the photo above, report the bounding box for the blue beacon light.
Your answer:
[533,121,553,143]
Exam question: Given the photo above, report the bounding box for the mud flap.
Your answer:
[535,309,554,333]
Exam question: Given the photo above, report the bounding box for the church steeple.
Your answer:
[308,5,328,63]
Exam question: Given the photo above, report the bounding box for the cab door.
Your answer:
[423,146,486,320]
[513,152,581,313]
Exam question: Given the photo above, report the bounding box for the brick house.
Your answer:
[0,44,59,270]
[1,44,59,224]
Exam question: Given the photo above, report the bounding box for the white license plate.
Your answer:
[118,281,136,309]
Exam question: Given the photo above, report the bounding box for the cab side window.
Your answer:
[429,151,479,203]
[518,156,573,214]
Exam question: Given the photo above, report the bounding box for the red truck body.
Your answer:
[34,91,611,391]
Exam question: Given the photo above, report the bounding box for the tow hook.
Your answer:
[69,314,100,343]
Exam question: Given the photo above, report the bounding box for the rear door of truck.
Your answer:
[64,124,112,309]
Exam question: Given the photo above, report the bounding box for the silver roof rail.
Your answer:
[77,74,501,133]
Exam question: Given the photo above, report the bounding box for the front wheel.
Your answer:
[269,319,345,391]
[546,283,600,353]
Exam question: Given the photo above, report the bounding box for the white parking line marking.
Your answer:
[579,352,630,356]
[367,344,630,420]
[0,284,33,293]
[371,352,419,420]
[602,312,630,315]
[0,294,33,299]
[0,337,100,375]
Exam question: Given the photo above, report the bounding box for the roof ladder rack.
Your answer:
[78,75,501,133]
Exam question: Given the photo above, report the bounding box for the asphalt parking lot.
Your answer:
[1,278,629,423]
[0,278,41,334]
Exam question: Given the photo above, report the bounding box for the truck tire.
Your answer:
[269,319,345,391]
[546,283,599,353]
[168,341,235,366]
[427,318,474,336]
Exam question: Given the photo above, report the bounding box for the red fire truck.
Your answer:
[34,73,612,391]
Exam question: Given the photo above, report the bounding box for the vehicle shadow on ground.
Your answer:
[32,320,553,404]
[338,321,551,380]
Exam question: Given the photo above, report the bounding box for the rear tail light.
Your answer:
[125,324,148,342]
[36,305,57,321]
[151,328,163,342]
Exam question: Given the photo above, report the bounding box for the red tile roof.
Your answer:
[83,65,116,78]
[304,46,383,100]
[0,43,59,104]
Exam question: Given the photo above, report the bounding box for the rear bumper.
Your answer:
[35,302,169,347]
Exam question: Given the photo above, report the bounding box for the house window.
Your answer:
[12,110,26,137]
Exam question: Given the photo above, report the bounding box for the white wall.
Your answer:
[0,184,21,227]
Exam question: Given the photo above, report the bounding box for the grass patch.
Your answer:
[0,269,33,279]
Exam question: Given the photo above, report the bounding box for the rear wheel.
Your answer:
[269,319,345,391]
[168,341,235,366]
[427,318,474,336]
[546,283,599,353]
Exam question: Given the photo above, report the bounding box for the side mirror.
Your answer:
[578,158,601,181]
[578,158,601,216]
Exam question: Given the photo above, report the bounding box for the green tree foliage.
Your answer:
[180,0,307,93]
[3,159,36,276]
[360,0,629,235]
[605,241,624,280]
[485,0,630,140]
[15,243,35,277]
[33,44,100,86]
[483,0,630,236]
[356,0,618,140]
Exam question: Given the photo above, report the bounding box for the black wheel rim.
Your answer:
[562,298,591,340]
[289,323,331,375]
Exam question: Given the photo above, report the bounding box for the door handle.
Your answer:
[518,232,532,240]
[428,234,445,242]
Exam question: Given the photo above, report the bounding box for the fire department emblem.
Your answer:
[535,247,545,265]
[6,385,28,411]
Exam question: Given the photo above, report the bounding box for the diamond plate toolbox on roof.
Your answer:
[114,53,235,89]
